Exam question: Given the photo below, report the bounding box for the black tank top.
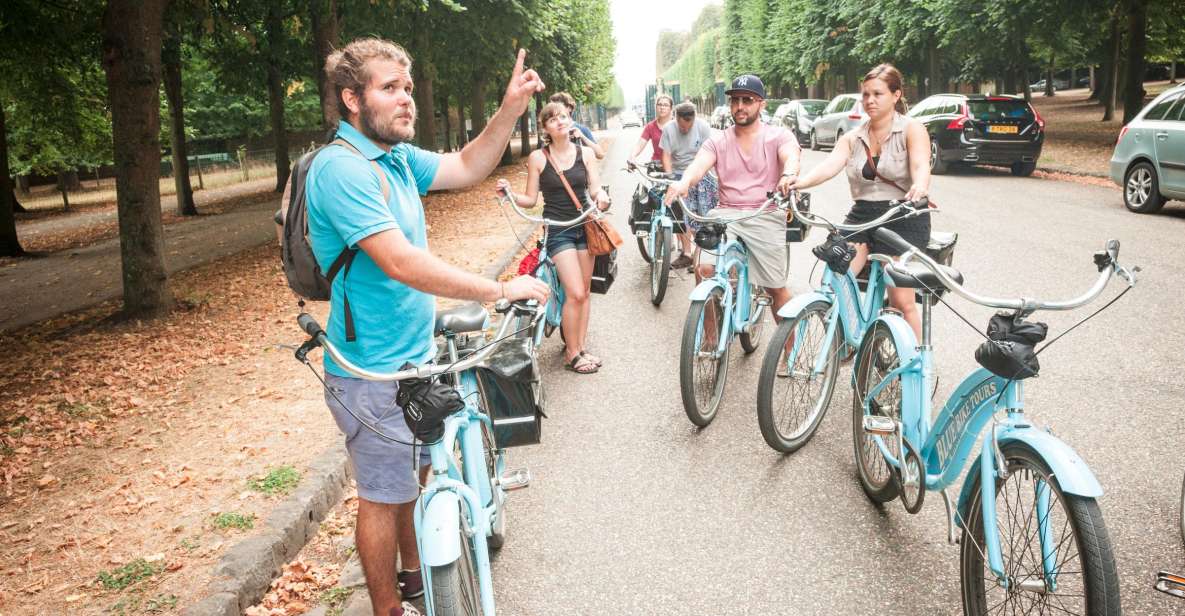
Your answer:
[539,145,590,222]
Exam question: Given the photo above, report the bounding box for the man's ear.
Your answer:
[342,87,362,116]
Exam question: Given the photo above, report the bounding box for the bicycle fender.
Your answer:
[955,431,1103,527]
[419,491,463,567]
[688,279,726,302]
[775,291,831,320]
[852,313,919,379]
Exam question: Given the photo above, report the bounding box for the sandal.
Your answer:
[565,353,599,374]
[580,350,603,367]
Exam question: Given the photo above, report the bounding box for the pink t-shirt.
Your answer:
[641,120,665,161]
[703,123,796,208]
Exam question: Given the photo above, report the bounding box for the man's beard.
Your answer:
[359,95,416,146]
[732,112,756,127]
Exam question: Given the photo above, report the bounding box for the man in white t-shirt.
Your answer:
[660,102,717,270]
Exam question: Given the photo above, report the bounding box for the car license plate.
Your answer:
[988,125,1018,134]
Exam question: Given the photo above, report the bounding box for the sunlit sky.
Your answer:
[610,0,722,107]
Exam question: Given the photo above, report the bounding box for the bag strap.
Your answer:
[542,146,587,216]
[860,138,939,208]
[332,138,391,203]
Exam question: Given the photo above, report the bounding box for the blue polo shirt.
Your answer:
[306,121,442,376]
[574,122,597,143]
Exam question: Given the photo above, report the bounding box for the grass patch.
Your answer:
[97,558,163,591]
[179,535,201,552]
[247,465,300,496]
[211,511,255,531]
[323,586,354,616]
[145,594,178,613]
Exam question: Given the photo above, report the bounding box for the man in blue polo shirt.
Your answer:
[306,38,548,616]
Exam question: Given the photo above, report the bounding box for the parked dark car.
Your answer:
[773,99,828,146]
[908,93,1044,176]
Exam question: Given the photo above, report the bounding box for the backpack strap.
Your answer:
[321,138,392,343]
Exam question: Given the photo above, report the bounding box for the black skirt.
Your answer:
[843,200,931,256]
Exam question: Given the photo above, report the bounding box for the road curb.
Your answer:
[183,226,538,615]
[182,444,352,616]
[1037,163,1110,180]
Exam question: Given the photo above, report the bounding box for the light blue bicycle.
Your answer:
[295,299,542,616]
[676,196,779,427]
[755,192,943,452]
[853,228,1136,615]
[626,161,687,306]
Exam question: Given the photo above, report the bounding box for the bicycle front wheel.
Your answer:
[679,287,730,427]
[756,301,840,453]
[851,320,902,503]
[960,443,1121,615]
[430,510,485,616]
[739,285,767,354]
[650,226,672,306]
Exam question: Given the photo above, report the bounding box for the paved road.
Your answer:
[487,129,1185,614]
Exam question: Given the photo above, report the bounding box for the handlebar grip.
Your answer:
[298,313,325,338]
[1106,239,1119,261]
[872,228,916,255]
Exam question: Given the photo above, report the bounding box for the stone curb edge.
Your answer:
[181,221,540,616]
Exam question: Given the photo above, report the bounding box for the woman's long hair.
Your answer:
[863,63,909,115]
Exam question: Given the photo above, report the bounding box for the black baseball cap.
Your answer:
[725,74,766,100]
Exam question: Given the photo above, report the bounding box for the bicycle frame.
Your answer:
[530,225,565,348]
[688,234,755,357]
[778,262,888,378]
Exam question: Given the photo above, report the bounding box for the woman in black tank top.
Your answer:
[495,102,610,374]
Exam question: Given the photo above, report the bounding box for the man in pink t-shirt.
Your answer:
[665,74,801,316]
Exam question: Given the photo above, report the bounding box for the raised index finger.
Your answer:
[511,48,526,78]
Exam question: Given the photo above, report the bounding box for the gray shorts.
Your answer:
[699,209,788,289]
[324,373,431,504]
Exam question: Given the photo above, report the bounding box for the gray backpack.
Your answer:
[276,138,390,342]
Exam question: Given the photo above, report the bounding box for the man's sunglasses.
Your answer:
[728,95,758,105]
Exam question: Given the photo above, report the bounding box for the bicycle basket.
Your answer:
[629,184,657,233]
[474,338,545,448]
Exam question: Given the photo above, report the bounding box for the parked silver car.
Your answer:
[810,93,867,150]
[1110,82,1185,213]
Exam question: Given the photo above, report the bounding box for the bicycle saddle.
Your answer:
[884,261,964,292]
[434,302,489,336]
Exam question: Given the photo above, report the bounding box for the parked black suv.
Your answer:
[908,93,1044,176]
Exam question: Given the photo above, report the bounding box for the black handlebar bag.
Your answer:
[474,339,546,448]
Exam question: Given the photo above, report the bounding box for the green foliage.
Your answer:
[248,465,301,495]
[144,594,179,613]
[662,28,724,98]
[97,559,163,591]
[211,511,255,530]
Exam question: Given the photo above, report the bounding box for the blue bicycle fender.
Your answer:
[955,430,1103,527]
[419,491,463,567]
[775,291,831,320]
[688,279,726,302]
[852,314,919,380]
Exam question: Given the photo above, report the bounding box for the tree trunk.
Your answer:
[265,2,291,192]
[1121,0,1147,125]
[927,39,942,98]
[519,108,530,157]
[1102,11,1120,119]
[310,0,340,130]
[57,172,71,211]
[534,91,544,149]
[0,104,23,256]
[439,93,452,152]
[410,24,436,151]
[812,75,825,99]
[1004,69,1018,96]
[16,175,29,194]
[1170,59,1177,84]
[101,0,171,318]
[1089,65,1097,98]
[162,17,197,216]
[1045,51,1056,97]
[469,76,488,135]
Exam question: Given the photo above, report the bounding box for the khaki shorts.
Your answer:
[698,209,788,289]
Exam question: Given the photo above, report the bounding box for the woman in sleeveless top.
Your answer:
[496,102,610,374]
[789,64,934,337]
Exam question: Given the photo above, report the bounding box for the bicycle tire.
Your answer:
[679,287,730,427]
[429,509,485,616]
[851,320,902,503]
[739,285,767,354]
[650,227,672,306]
[756,301,840,453]
[959,443,1121,616]
[481,420,505,551]
[1179,470,1184,549]
[636,235,652,263]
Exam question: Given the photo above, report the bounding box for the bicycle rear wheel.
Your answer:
[429,508,485,616]
[851,320,901,503]
[756,301,839,453]
[650,226,672,306]
[679,287,730,427]
[959,443,1121,615]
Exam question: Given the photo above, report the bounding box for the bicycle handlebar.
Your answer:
[782,190,934,234]
[874,227,1139,312]
[496,189,599,227]
[295,301,534,382]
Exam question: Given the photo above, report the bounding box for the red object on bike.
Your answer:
[517,247,541,275]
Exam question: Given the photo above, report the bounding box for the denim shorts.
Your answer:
[324,373,431,504]
[545,224,587,256]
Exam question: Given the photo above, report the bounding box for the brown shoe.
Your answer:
[670,253,694,269]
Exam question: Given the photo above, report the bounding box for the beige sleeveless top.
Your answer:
[845,112,911,201]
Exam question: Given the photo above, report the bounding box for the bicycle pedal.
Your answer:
[1156,571,1185,599]
[497,468,532,491]
[862,415,898,436]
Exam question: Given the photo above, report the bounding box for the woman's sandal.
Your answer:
[580,350,603,367]
[565,353,599,374]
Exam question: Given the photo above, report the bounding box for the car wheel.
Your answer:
[1009,161,1036,177]
[1123,161,1166,213]
[930,140,949,175]
[809,129,818,151]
